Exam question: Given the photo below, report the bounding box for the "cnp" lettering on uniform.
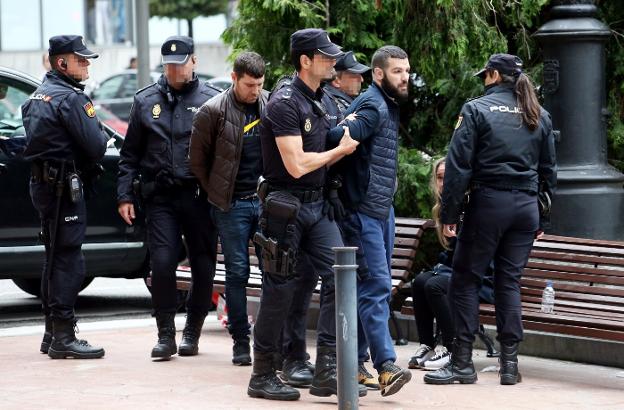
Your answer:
[489,105,522,114]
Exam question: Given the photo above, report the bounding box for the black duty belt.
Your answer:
[471,183,535,194]
[268,185,323,203]
[31,160,74,183]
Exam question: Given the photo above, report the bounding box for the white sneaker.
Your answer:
[408,344,435,369]
[423,346,451,370]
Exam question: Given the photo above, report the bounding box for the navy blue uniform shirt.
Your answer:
[22,71,108,165]
[260,75,338,189]
[441,84,557,224]
[117,74,220,203]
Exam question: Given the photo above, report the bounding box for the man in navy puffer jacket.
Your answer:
[328,45,412,397]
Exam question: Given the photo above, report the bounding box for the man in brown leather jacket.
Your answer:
[189,51,268,365]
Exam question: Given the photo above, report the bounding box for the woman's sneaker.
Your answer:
[408,344,434,369]
[423,346,451,370]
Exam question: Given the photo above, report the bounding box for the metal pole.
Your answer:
[135,0,150,89]
[534,0,624,240]
[333,246,359,410]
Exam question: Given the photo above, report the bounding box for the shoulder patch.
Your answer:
[83,102,96,118]
[465,94,482,103]
[135,83,158,97]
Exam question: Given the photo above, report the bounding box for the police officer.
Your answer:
[323,50,370,114]
[247,28,360,401]
[424,53,557,385]
[22,35,108,359]
[117,36,220,361]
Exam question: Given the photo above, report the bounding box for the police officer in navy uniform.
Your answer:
[22,35,108,359]
[247,28,362,401]
[424,53,557,385]
[117,36,220,361]
[323,50,370,114]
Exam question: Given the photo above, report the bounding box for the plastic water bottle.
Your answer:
[541,281,555,313]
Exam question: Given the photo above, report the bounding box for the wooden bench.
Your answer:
[401,233,624,343]
[173,217,434,329]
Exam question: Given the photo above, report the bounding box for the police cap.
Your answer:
[474,53,523,78]
[290,28,343,58]
[48,35,98,58]
[161,36,194,65]
[334,51,370,74]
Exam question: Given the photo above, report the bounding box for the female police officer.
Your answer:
[424,53,556,386]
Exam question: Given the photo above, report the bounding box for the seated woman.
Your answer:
[408,158,495,370]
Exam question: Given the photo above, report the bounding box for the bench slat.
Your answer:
[523,267,624,286]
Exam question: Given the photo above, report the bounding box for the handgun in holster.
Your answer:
[253,190,301,277]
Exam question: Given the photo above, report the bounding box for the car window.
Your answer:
[0,81,30,136]
[118,74,138,98]
[92,75,125,100]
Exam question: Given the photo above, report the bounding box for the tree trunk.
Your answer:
[187,18,194,38]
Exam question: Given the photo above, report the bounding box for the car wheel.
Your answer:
[12,277,94,297]
[11,278,41,297]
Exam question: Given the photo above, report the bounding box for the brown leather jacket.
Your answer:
[189,87,269,211]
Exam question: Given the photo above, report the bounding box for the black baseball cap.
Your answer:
[474,53,523,78]
[290,28,343,58]
[334,51,370,74]
[161,36,194,65]
[48,35,98,58]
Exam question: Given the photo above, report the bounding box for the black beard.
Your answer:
[381,76,408,103]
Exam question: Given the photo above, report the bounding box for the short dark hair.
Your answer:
[233,51,265,78]
[290,49,315,71]
[371,45,408,70]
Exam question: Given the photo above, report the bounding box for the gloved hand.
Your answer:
[322,188,345,221]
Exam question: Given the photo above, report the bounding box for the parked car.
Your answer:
[95,104,128,135]
[206,76,232,91]
[90,69,218,121]
[0,66,149,296]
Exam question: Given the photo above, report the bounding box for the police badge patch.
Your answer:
[454,115,463,130]
[152,104,161,119]
[83,102,96,118]
[304,118,312,133]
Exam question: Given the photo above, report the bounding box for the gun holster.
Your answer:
[254,190,301,277]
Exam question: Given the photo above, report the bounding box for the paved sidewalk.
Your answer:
[0,317,622,410]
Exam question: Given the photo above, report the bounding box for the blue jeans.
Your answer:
[341,207,396,370]
[213,197,260,340]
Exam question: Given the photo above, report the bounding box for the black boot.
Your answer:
[47,319,105,359]
[232,337,252,366]
[423,340,477,385]
[280,359,314,386]
[151,313,177,360]
[40,315,52,354]
[178,313,205,356]
[247,351,300,401]
[499,342,522,385]
[309,346,367,397]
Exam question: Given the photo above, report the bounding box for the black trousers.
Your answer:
[31,180,87,321]
[254,200,342,355]
[411,270,453,349]
[145,188,217,316]
[280,253,319,361]
[451,187,538,344]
